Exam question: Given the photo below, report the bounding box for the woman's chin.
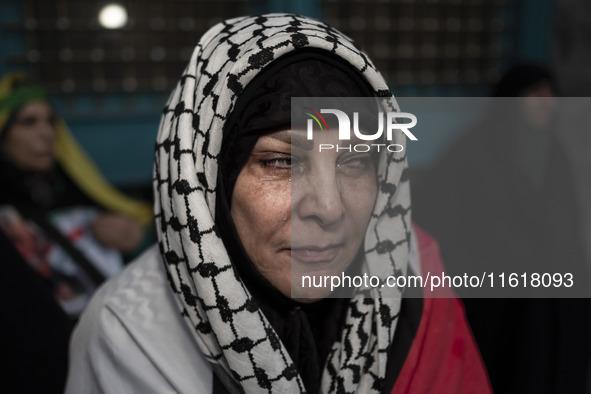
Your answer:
[288,281,334,301]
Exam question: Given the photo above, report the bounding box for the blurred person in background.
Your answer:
[413,63,590,393]
[0,72,152,318]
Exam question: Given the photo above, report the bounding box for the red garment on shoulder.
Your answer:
[391,226,492,394]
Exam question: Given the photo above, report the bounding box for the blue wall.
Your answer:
[0,0,26,77]
[0,0,554,184]
[66,114,160,186]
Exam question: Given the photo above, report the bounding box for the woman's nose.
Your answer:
[295,170,345,227]
[38,120,57,141]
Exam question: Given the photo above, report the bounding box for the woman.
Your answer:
[67,14,490,393]
[0,72,152,316]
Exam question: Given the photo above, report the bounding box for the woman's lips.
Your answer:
[289,245,342,263]
[36,150,54,158]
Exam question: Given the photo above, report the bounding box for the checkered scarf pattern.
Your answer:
[154,14,412,393]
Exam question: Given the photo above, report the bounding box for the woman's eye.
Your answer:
[338,155,374,175]
[260,157,293,169]
[18,117,37,127]
[341,156,371,169]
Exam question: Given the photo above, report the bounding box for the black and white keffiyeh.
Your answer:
[154,14,412,393]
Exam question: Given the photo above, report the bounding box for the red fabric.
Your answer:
[391,225,492,394]
[67,226,85,241]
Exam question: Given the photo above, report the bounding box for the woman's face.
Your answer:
[231,128,378,300]
[3,101,57,172]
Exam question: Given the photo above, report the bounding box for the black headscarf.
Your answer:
[493,63,556,97]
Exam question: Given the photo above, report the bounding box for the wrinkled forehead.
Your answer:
[263,128,382,149]
[15,100,53,116]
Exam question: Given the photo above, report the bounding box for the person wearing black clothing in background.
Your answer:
[0,231,73,393]
[413,64,590,393]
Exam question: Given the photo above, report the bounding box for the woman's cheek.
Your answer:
[261,182,291,221]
